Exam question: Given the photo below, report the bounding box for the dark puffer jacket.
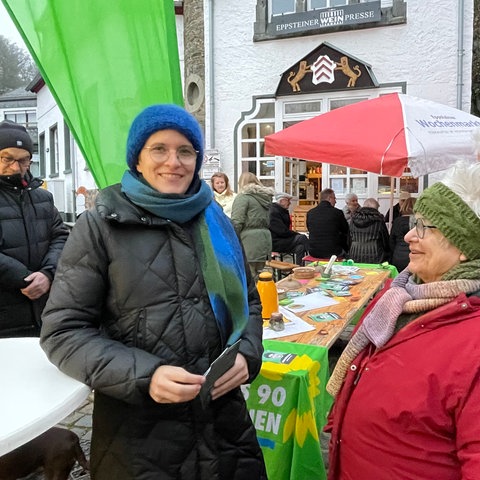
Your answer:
[0,173,68,337]
[269,202,296,252]
[348,207,390,264]
[40,184,266,480]
[389,215,412,272]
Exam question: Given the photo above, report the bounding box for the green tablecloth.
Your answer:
[305,261,398,325]
[244,340,332,480]
[306,260,399,279]
[347,262,399,278]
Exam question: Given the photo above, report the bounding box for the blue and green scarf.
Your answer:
[121,171,248,345]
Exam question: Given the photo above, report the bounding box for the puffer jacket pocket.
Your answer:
[134,309,146,349]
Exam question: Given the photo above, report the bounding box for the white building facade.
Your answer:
[30,78,97,222]
[202,0,475,213]
[24,1,475,218]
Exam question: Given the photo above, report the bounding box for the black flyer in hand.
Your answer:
[199,340,241,407]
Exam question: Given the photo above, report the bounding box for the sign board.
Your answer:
[201,149,221,180]
[268,2,381,36]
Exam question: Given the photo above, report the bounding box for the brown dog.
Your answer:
[0,427,89,480]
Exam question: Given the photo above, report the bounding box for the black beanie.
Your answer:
[0,120,33,156]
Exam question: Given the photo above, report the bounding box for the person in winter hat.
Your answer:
[326,161,480,480]
[40,104,267,480]
[0,120,68,337]
[0,119,34,154]
[269,192,309,265]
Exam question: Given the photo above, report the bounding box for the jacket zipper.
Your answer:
[134,309,146,349]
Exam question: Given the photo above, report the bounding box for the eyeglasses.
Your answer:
[413,218,437,239]
[143,144,198,164]
[0,155,32,167]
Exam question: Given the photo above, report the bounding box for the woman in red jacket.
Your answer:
[326,161,480,480]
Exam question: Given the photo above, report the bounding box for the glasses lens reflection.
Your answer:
[146,145,197,164]
[415,219,425,238]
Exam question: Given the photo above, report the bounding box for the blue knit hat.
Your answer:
[126,104,204,174]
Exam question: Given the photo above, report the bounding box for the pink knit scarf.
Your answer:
[326,268,480,397]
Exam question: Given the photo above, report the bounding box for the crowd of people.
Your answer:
[215,176,419,275]
[2,107,480,480]
[209,174,415,277]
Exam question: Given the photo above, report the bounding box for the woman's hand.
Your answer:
[210,353,249,401]
[149,365,205,404]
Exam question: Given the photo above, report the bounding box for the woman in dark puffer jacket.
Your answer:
[348,198,390,264]
[40,105,266,480]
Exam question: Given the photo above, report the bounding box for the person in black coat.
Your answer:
[40,105,267,480]
[348,198,390,264]
[389,197,416,272]
[0,120,68,338]
[269,192,309,264]
[307,188,349,259]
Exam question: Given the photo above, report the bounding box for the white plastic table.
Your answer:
[0,337,91,455]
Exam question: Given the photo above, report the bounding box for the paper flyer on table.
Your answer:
[263,307,315,340]
[284,291,339,313]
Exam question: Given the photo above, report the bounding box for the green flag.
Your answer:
[2,0,183,187]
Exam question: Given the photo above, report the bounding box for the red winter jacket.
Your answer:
[326,286,480,480]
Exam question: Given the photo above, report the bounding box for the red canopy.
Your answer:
[265,93,480,177]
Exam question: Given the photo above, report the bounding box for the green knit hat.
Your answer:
[414,182,480,260]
